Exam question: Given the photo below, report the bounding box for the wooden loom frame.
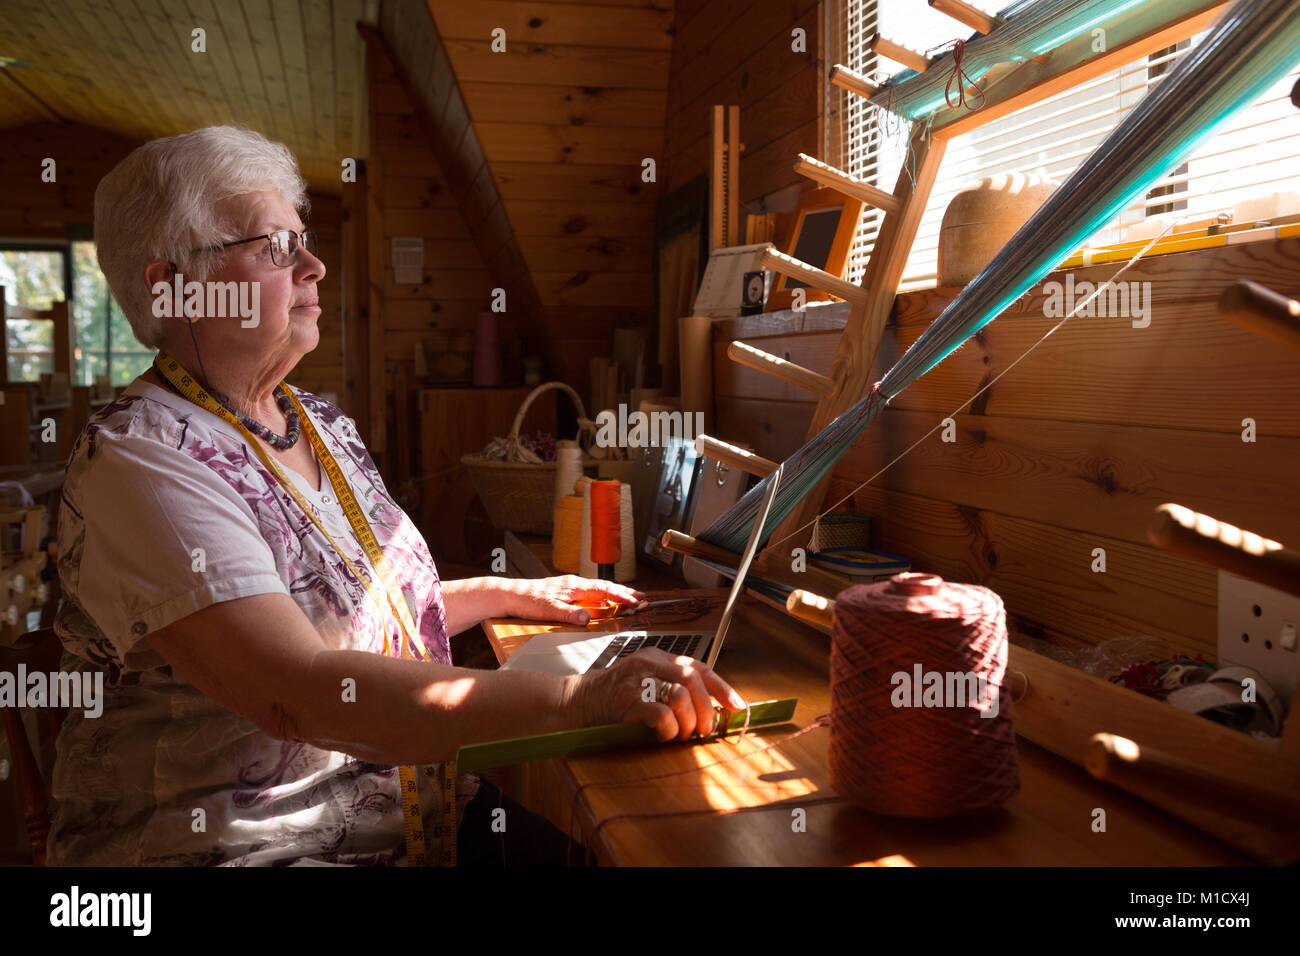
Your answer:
[666,0,1300,864]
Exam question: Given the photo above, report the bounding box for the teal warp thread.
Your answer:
[868,0,1150,120]
[698,0,1300,556]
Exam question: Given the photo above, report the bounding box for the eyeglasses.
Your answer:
[200,229,319,267]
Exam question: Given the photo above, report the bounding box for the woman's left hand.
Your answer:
[500,575,646,627]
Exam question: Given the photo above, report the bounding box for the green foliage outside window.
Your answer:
[0,244,151,386]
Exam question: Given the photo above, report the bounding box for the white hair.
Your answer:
[93,126,309,349]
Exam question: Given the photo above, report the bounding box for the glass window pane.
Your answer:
[111,352,152,386]
[6,319,54,381]
[1,249,64,382]
[0,250,63,310]
[110,298,139,352]
[72,241,108,357]
[81,351,109,386]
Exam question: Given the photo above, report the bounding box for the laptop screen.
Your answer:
[705,462,783,669]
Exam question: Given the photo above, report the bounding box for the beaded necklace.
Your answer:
[150,359,301,450]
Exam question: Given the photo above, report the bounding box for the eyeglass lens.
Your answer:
[269,230,317,266]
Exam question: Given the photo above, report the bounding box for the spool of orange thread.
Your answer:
[828,572,1019,818]
[552,495,583,573]
[589,478,621,579]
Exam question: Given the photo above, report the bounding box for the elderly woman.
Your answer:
[48,126,744,866]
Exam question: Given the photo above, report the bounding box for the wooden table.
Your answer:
[482,566,1249,865]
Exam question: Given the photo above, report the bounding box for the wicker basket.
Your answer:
[460,381,591,535]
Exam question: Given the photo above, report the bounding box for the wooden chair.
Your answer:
[0,626,65,866]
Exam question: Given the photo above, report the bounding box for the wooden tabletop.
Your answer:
[482,582,1249,866]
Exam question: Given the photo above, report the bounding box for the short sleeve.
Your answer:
[68,434,290,662]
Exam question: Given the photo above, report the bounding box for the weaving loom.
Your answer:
[655,0,1300,865]
[691,0,1300,557]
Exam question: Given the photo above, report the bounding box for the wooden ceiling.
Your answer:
[0,0,374,193]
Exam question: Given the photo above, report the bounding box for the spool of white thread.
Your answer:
[580,482,636,582]
[553,441,584,527]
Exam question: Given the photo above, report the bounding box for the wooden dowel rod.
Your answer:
[1086,732,1300,821]
[1218,279,1300,354]
[1009,644,1300,863]
[661,529,744,570]
[1148,503,1300,601]
[828,64,879,100]
[726,340,836,397]
[786,588,834,629]
[694,435,777,477]
[793,153,901,214]
[760,248,867,305]
[928,0,997,34]
[869,34,931,74]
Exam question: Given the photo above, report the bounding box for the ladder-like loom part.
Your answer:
[758,248,867,306]
[726,341,836,398]
[869,34,932,75]
[793,154,900,214]
[928,0,1000,35]
[827,64,878,100]
[693,434,778,478]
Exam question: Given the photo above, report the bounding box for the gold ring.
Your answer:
[656,680,676,704]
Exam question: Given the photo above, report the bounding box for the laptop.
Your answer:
[501,463,784,676]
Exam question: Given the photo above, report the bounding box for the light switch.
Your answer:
[1282,621,1297,652]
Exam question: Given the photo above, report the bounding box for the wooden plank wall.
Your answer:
[374,3,540,395]
[366,43,495,373]
[427,0,673,395]
[663,0,822,204]
[714,238,1300,662]
[0,122,345,402]
[292,192,344,401]
[0,123,137,239]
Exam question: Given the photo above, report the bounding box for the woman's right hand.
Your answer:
[563,648,748,741]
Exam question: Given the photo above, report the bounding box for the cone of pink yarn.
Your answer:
[829,572,1019,817]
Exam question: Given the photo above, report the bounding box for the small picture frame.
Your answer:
[765,189,864,312]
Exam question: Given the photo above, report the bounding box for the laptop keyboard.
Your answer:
[586,633,712,672]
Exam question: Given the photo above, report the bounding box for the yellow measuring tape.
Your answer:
[154,352,457,867]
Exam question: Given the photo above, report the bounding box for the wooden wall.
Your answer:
[292,192,344,401]
[365,42,495,374]
[0,122,345,401]
[714,238,1300,662]
[0,123,136,239]
[663,0,822,204]
[427,0,673,394]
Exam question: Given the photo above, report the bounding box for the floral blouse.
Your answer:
[48,376,474,865]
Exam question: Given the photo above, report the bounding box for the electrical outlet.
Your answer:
[1218,570,1300,707]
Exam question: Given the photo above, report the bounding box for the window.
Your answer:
[0,246,66,382]
[0,242,150,387]
[830,0,1300,292]
[71,241,152,386]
